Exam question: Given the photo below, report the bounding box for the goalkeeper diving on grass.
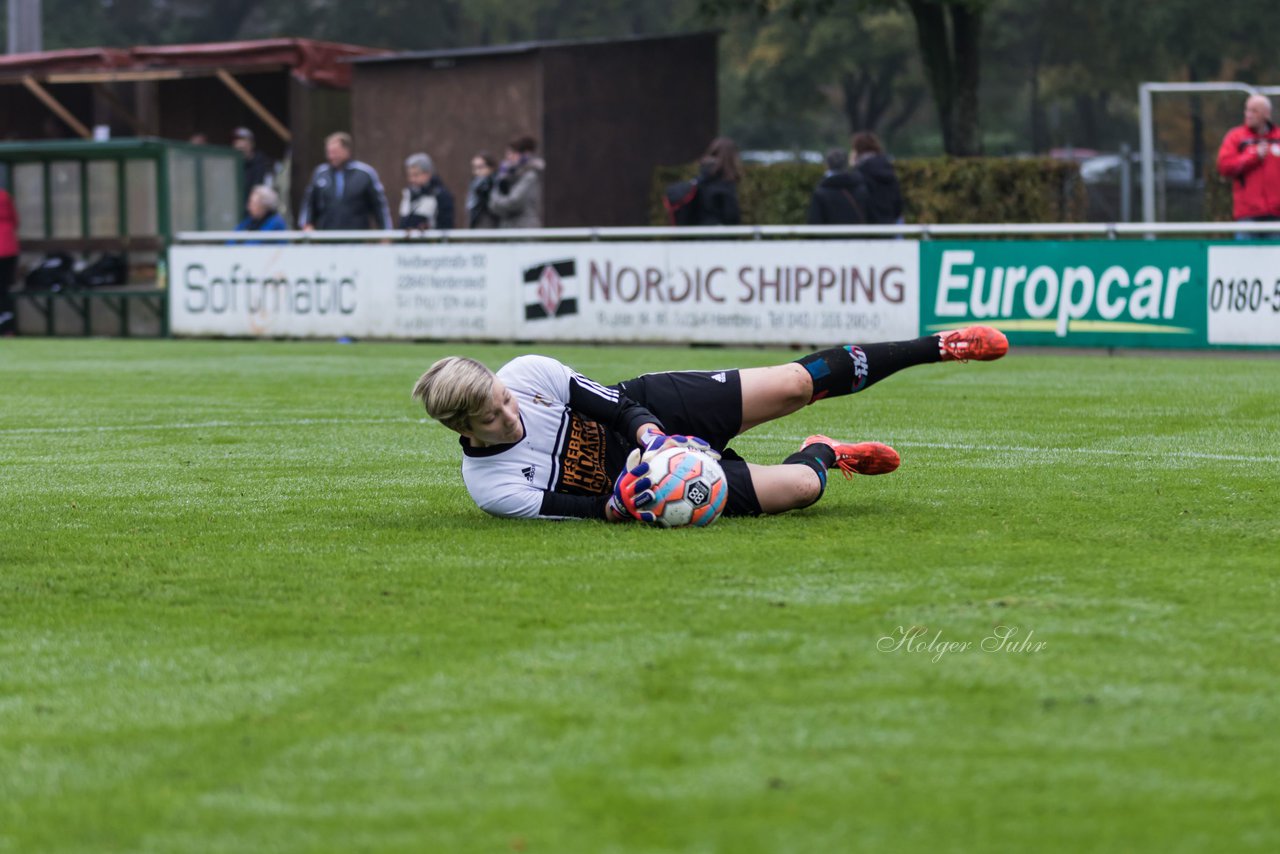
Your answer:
[411,326,1008,523]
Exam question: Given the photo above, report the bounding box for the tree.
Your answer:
[828,7,925,138]
[718,2,924,150]
[702,0,990,155]
[901,0,984,154]
[982,0,1280,159]
[37,0,702,53]
[41,0,267,47]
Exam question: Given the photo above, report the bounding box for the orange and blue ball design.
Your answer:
[641,447,728,528]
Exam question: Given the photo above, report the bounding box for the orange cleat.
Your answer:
[937,325,1009,362]
[800,435,900,479]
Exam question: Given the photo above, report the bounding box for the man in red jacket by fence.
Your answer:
[1217,94,1280,235]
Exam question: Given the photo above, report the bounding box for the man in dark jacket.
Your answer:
[299,132,392,231]
[807,149,870,224]
[399,152,455,230]
[851,131,904,225]
[232,127,275,207]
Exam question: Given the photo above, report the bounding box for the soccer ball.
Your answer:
[639,446,728,528]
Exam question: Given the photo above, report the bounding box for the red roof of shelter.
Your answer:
[0,47,134,74]
[0,38,386,88]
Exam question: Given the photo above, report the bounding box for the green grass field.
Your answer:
[2,338,1278,853]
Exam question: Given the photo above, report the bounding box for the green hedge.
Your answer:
[651,158,1087,225]
[1204,166,1234,222]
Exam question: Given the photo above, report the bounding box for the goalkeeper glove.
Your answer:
[606,458,658,523]
[638,428,721,460]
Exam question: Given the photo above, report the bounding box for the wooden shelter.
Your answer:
[349,32,719,228]
[0,39,387,215]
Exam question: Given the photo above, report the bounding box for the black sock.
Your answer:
[795,336,942,403]
[782,445,834,507]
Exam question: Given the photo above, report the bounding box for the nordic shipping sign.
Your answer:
[513,240,920,344]
[920,241,1207,347]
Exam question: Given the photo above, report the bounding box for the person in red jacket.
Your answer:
[0,188,18,335]
[1217,94,1280,233]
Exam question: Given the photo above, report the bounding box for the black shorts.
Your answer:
[613,370,763,517]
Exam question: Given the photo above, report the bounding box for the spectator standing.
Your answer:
[0,187,16,335]
[399,153,455,230]
[850,131,904,225]
[467,152,500,229]
[490,136,544,228]
[1217,94,1280,231]
[298,132,392,231]
[694,137,743,226]
[807,148,870,225]
[233,186,288,244]
[232,127,275,207]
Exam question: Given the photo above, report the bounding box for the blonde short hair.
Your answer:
[411,357,495,432]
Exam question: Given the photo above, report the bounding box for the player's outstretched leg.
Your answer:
[738,326,1007,432]
[935,325,1010,362]
[799,435,900,478]
[745,437,900,514]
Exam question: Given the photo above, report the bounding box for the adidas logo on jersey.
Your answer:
[711,372,727,383]
[522,466,536,482]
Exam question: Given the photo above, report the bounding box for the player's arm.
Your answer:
[566,373,662,441]
[472,464,646,524]
[566,374,715,457]
[512,357,657,439]
[487,488,634,523]
[517,355,715,457]
[539,460,656,524]
[539,491,612,520]
[476,481,608,521]
[470,464,621,521]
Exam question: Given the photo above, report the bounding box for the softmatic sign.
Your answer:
[920,242,1206,347]
[169,244,494,339]
[170,241,920,344]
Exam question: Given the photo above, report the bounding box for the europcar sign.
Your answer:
[920,242,1207,347]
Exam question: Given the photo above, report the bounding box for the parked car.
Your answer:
[740,149,824,165]
[1047,147,1100,165]
[1080,152,1198,187]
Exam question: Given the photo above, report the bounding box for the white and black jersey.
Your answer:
[461,355,661,520]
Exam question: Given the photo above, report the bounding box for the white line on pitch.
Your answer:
[740,434,1280,464]
[0,417,422,436]
[3,420,1276,465]
[901,440,1277,464]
